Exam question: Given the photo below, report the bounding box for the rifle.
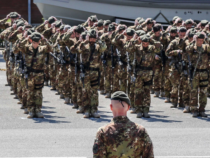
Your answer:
[75,53,78,83]
[23,54,28,89]
[9,42,13,70]
[101,52,106,74]
[80,53,85,88]
[18,52,24,76]
[187,54,193,88]
[57,44,66,66]
[4,40,10,61]
[126,51,132,79]
[116,48,124,71]
[65,46,75,63]
[50,52,60,63]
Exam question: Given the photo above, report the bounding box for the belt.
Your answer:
[89,67,99,71]
[136,66,153,71]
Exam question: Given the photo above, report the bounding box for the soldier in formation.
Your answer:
[1,12,209,118]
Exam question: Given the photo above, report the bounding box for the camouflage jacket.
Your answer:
[186,43,210,70]
[36,23,48,34]
[93,116,154,158]
[42,27,53,39]
[0,27,14,40]
[18,39,52,70]
[8,30,23,44]
[78,40,107,69]
[0,18,11,29]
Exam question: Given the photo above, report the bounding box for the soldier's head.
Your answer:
[145,18,155,29]
[96,19,104,30]
[79,31,88,42]
[116,24,127,34]
[24,28,35,38]
[47,16,57,28]
[88,29,98,45]
[104,20,111,31]
[110,91,131,117]
[170,27,177,38]
[125,28,135,41]
[200,20,208,29]
[153,24,162,37]
[186,28,196,42]
[172,16,180,24]
[178,27,187,39]
[135,30,146,43]
[52,20,62,33]
[75,25,85,40]
[108,24,115,33]
[174,18,183,27]
[29,32,43,49]
[59,25,65,34]
[88,15,98,27]
[194,32,206,47]
[134,17,143,26]
[64,25,71,32]
[9,12,20,22]
[185,19,194,30]
[140,35,150,48]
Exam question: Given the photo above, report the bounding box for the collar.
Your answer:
[112,116,129,123]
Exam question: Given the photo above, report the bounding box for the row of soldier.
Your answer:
[0,12,209,118]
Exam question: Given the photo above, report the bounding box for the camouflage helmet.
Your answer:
[140,34,150,42]
[48,16,57,24]
[135,30,146,36]
[104,20,111,26]
[196,32,206,39]
[75,25,85,34]
[200,20,208,26]
[170,27,177,33]
[88,29,97,38]
[126,28,135,36]
[89,15,98,22]
[54,20,62,28]
[108,24,115,32]
[97,19,104,27]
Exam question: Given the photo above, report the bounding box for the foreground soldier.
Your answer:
[93,91,154,157]
[18,32,52,118]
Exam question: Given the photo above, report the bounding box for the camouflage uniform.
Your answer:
[93,116,154,157]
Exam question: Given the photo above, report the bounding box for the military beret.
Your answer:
[104,20,111,26]
[14,19,24,24]
[177,18,183,23]
[89,15,98,22]
[81,31,87,40]
[60,25,64,31]
[196,32,206,39]
[16,21,25,28]
[153,24,161,32]
[141,35,150,42]
[111,91,131,106]
[118,25,126,32]
[201,20,208,26]
[187,28,196,38]
[108,24,115,32]
[178,27,187,32]
[126,29,135,36]
[23,25,32,30]
[75,25,85,34]
[97,19,104,27]
[139,19,145,25]
[48,16,56,24]
[64,25,71,30]
[10,12,19,19]
[135,30,146,36]
[170,27,177,33]
[26,28,35,36]
[55,20,62,28]
[185,19,193,25]
[88,29,97,38]
[30,32,42,42]
[173,16,180,21]
[146,18,153,24]
[136,17,143,24]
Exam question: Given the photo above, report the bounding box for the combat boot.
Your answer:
[50,86,56,90]
[183,106,190,113]
[20,105,25,109]
[154,91,160,97]
[44,81,48,86]
[76,106,84,113]
[130,108,136,114]
[72,104,78,109]
[27,112,35,118]
[35,108,44,118]
[100,90,105,95]
[13,95,18,99]
[83,112,90,118]
[150,90,154,94]
[105,93,111,98]
[55,92,60,95]
[192,111,198,117]
[92,112,100,118]
[161,92,165,97]
[5,84,10,86]
[64,97,70,104]
[17,101,22,104]
[199,112,207,117]
[10,92,15,95]
[10,87,13,91]
[143,112,150,118]
[170,103,177,108]
[60,93,64,99]
[136,112,143,118]
[165,98,170,103]
[23,108,29,114]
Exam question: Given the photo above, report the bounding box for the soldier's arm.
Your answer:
[98,41,107,54]
[42,28,52,39]
[18,38,29,54]
[93,128,107,158]
[0,18,10,29]
[8,30,20,43]
[42,39,53,53]
[166,40,180,57]
[141,128,154,158]
[112,34,124,46]
[36,23,46,33]
[70,41,80,54]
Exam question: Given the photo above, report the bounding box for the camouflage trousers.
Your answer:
[116,65,127,93]
[82,70,99,113]
[152,67,163,92]
[49,65,57,88]
[70,66,80,105]
[99,64,105,91]
[134,71,153,113]
[179,73,190,106]
[18,77,27,108]
[58,66,70,98]
[7,62,13,88]
[6,61,11,85]
[104,64,119,94]
[55,65,61,92]
[189,71,208,112]
[44,64,50,82]
[127,67,135,108]
[163,61,171,98]
[168,70,180,104]
[27,72,44,112]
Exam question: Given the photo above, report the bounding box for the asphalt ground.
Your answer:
[0,51,210,158]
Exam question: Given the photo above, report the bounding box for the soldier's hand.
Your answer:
[17,26,23,33]
[6,14,10,19]
[44,20,49,25]
[155,55,160,60]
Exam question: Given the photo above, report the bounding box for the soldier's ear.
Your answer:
[110,104,113,111]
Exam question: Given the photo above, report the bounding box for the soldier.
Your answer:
[78,29,107,118]
[184,19,195,30]
[103,20,111,33]
[142,18,155,33]
[166,27,187,108]
[186,32,209,117]
[93,91,154,157]
[196,20,208,31]
[85,15,98,30]
[18,32,52,118]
